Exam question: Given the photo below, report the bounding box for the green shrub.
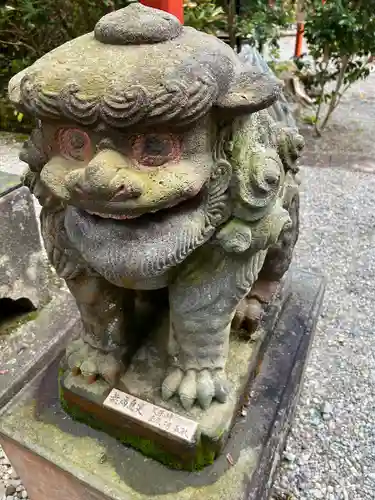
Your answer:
[237,0,295,54]
[183,0,226,35]
[300,0,375,135]
[183,0,295,53]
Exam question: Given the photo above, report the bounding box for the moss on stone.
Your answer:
[0,310,39,336]
[59,370,217,471]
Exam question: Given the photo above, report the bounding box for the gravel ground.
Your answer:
[0,451,28,500]
[1,72,375,500]
[272,48,375,500]
[273,166,375,500]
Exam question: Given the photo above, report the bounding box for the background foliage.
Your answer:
[296,0,375,133]
[184,0,295,53]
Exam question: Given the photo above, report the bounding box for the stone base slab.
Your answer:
[0,268,325,500]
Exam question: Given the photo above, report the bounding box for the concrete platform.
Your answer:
[0,268,324,500]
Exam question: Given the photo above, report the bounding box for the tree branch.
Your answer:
[319,54,350,131]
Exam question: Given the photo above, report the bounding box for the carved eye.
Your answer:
[132,134,180,167]
[57,128,91,162]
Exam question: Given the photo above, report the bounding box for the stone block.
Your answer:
[0,291,81,409]
[0,183,53,310]
[0,268,325,500]
[0,172,81,409]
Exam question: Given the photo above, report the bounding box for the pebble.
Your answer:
[311,489,323,499]
[9,470,19,481]
[283,451,296,463]
[321,401,333,416]
[5,485,16,496]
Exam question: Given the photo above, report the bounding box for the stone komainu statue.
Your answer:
[8,4,304,411]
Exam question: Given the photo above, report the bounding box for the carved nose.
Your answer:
[73,180,91,199]
[110,184,142,201]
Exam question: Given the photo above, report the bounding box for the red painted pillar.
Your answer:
[139,0,184,23]
[294,0,305,58]
[294,22,304,58]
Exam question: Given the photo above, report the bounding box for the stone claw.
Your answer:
[233,280,280,336]
[66,338,124,385]
[161,367,229,410]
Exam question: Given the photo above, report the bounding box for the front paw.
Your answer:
[161,367,229,410]
[66,338,125,385]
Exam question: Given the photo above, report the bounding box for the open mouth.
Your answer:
[65,189,211,284]
[81,191,206,222]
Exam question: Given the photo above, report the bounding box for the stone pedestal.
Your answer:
[0,268,324,500]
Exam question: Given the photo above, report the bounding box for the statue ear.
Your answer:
[215,69,282,116]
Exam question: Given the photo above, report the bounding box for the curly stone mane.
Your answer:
[17,73,219,130]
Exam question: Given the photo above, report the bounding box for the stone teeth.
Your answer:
[86,210,138,220]
[112,214,137,220]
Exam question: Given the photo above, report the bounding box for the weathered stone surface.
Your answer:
[9,4,281,121]
[59,266,297,470]
[0,184,52,310]
[59,290,272,469]
[94,4,183,45]
[0,268,324,500]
